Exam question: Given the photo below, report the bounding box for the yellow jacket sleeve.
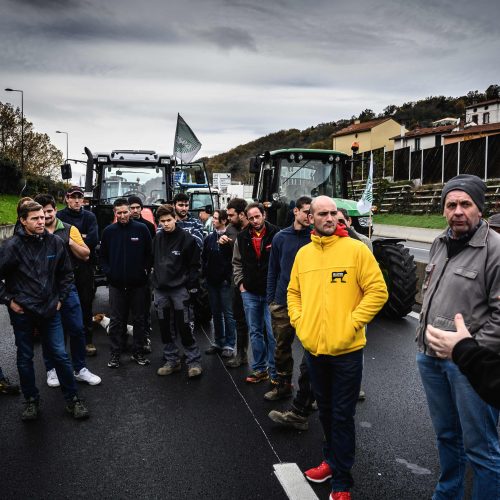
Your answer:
[287,256,302,328]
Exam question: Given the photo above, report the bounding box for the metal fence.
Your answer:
[390,134,500,183]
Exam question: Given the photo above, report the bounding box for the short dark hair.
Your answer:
[156,204,176,219]
[245,202,265,216]
[33,194,56,209]
[226,197,247,214]
[337,207,349,220]
[113,198,129,208]
[17,197,33,217]
[295,196,312,210]
[214,209,228,223]
[18,201,43,220]
[172,192,189,204]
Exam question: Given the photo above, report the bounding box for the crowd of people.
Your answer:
[2,175,500,499]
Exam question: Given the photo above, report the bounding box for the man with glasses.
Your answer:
[58,186,99,357]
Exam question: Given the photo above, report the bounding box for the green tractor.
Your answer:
[250,148,417,319]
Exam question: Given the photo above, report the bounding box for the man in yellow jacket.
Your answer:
[288,196,388,500]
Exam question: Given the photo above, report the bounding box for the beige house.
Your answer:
[332,118,405,154]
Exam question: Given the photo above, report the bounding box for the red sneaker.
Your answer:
[304,460,332,483]
[330,493,351,500]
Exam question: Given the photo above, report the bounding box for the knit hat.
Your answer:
[440,174,486,212]
[128,195,143,208]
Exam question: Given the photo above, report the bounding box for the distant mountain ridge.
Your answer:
[203,84,499,182]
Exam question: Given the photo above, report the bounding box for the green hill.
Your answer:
[204,84,499,182]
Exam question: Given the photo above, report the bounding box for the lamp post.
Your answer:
[56,130,69,163]
[4,88,24,174]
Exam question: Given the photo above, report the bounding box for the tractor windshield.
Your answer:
[278,158,343,202]
[101,165,166,205]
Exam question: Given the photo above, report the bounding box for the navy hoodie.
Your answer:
[266,225,311,305]
[57,206,98,251]
[99,220,152,288]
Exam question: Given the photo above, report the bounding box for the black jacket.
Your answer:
[58,206,98,252]
[202,230,233,286]
[152,226,200,291]
[0,226,73,318]
[234,221,279,295]
[452,337,500,409]
[99,220,152,288]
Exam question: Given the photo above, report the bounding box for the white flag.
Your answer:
[357,153,373,214]
[173,114,201,163]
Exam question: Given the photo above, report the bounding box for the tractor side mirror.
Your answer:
[60,163,72,180]
[249,157,262,174]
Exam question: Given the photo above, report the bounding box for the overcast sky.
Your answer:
[1,0,499,179]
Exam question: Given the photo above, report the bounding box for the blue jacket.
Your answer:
[202,230,233,286]
[99,220,152,288]
[266,225,311,305]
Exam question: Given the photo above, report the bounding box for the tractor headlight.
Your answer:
[358,217,371,227]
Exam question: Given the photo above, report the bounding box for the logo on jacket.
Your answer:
[171,250,181,256]
[331,270,347,283]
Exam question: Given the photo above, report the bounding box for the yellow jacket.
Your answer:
[287,233,388,356]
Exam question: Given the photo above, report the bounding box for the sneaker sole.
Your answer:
[130,356,150,366]
[75,377,102,386]
[264,391,293,401]
[47,382,60,388]
[304,474,332,483]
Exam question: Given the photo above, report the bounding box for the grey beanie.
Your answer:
[440,174,486,212]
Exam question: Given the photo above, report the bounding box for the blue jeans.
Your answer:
[206,282,236,350]
[9,310,78,402]
[44,285,86,373]
[305,349,363,493]
[241,291,276,377]
[417,352,500,500]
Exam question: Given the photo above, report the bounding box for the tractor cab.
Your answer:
[250,148,370,234]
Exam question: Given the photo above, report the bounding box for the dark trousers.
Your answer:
[232,285,248,358]
[74,263,94,344]
[305,349,364,493]
[270,303,295,382]
[9,310,78,402]
[109,285,146,355]
[292,351,315,417]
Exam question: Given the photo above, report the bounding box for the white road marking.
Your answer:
[395,458,431,475]
[405,246,430,252]
[273,463,319,500]
[408,311,420,320]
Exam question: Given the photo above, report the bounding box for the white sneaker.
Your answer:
[74,367,102,386]
[46,368,60,388]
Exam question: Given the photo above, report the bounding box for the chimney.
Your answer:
[400,124,405,137]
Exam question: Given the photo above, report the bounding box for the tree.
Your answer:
[485,84,500,100]
[0,102,63,179]
[358,109,376,121]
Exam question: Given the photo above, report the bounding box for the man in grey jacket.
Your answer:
[416,174,500,500]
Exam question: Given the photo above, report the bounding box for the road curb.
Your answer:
[373,224,442,244]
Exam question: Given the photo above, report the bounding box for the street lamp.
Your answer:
[4,88,24,174]
[56,130,69,163]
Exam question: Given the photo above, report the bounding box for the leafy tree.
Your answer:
[0,102,63,179]
[486,84,500,100]
[358,109,376,121]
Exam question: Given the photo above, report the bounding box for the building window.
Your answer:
[483,112,490,124]
[472,114,478,124]
[415,137,421,151]
[473,107,477,112]
[435,134,441,147]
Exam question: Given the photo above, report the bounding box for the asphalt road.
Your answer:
[403,240,431,263]
[0,289,472,500]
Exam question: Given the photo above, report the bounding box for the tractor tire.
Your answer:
[373,242,417,319]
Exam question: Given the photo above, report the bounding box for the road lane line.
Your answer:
[408,311,420,320]
[273,463,319,500]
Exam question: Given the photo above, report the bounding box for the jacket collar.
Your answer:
[311,233,340,248]
[438,219,488,248]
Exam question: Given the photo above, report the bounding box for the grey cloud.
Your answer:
[197,26,257,51]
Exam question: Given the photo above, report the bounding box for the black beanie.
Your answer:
[440,174,486,212]
[128,195,143,208]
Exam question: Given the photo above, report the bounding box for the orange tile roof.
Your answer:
[390,124,455,140]
[443,122,500,138]
[332,118,392,138]
[465,98,500,109]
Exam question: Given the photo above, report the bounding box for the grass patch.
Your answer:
[373,213,447,229]
[0,194,22,225]
[0,194,65,225]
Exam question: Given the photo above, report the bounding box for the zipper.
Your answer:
[422,256,449,353]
